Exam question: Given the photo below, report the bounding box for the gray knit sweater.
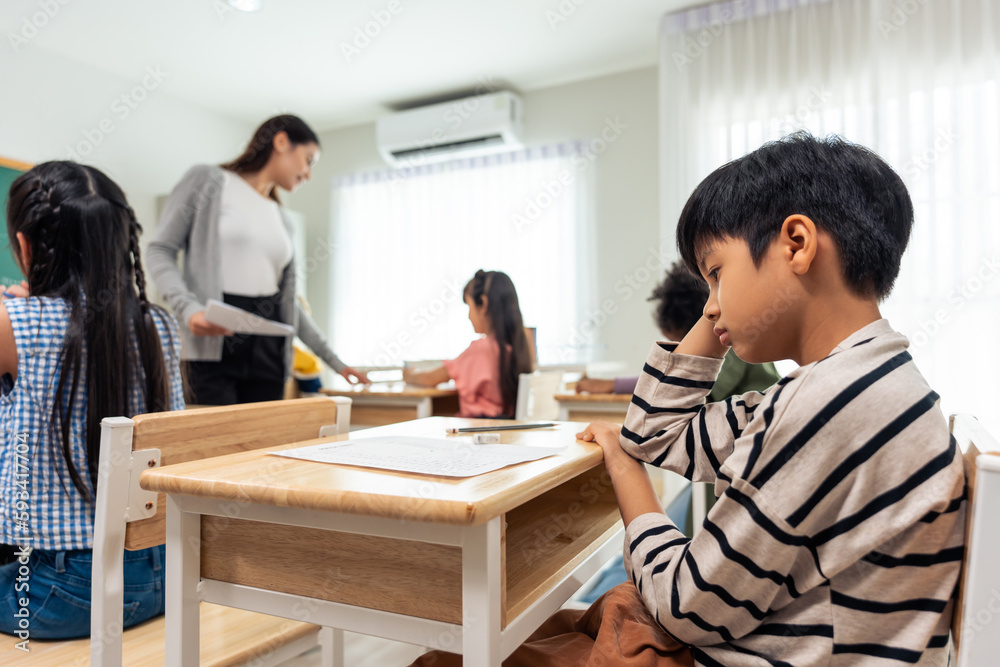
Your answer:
[146,164,346,376]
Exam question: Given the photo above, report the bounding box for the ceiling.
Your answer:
[10,0,695,131]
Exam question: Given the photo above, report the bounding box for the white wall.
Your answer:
[0,45,251,243]
[289,66,662,375]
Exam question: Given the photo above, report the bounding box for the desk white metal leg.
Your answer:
[557,406,570,420]
[462,517,502,667]
[319,627,344,667]
[166,495,201,667]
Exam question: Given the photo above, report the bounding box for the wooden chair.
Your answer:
[950,414,1000,666]
[0,396,351,667]
[514,371,563,421]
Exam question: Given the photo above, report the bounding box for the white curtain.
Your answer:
[660,0,1000,434]
[329,144,595,368]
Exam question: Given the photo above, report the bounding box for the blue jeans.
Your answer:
[0,544,165,640]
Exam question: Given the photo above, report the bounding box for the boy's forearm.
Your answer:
[674,316,728,359]
[605,447,664,525]
[620,339,733,482]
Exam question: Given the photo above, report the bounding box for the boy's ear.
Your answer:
[779,214,818,275]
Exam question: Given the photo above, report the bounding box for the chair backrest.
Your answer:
[90,396,350,666]
[124,396,350,549]
[524,326,537,369]
[949,414,999,666]
[514,371,563,421]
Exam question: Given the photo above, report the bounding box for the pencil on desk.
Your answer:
[446,423,556,434]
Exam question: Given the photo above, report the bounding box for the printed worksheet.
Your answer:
[205,299,294,336]
[271,436,566,477]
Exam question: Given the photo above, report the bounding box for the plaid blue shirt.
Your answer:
[0,296,184,550]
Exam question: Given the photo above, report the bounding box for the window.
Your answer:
[660,0,1000,432]
[329,144,595,368]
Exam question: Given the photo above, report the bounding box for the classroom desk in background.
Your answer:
[321,382,460,427]
[141,417,624,667]
[555,392,631,423]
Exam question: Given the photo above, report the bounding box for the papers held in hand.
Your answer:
[204,298,295,336]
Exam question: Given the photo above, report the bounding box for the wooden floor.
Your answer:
[278,634,426,666]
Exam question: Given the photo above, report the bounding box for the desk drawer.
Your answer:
[198,463,621,627]
[201,517,464,623]
[503,464,621,624]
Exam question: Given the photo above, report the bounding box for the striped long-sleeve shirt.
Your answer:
[619,319,965,666]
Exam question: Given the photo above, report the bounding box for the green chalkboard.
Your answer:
[0,160,29,286]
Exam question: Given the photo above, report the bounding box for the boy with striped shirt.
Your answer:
[580,133,965,665]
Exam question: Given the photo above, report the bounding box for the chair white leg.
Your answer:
[91,418,134,667]
[318,627,344,667]
[462,517,503,667]
[165,495,201,667]
[90,525,126,667]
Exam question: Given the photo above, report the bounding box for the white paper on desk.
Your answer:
[204,299,294,336]
[271,436,567,477]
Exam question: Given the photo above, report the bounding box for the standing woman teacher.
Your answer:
[147,114,368,405]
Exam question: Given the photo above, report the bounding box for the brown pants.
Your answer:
[410,583,693,667]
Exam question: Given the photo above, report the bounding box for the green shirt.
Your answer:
[707,349,782,402]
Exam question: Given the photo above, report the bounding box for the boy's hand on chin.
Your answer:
[675,316,729,359]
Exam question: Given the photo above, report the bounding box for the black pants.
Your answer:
[185,293,287,406]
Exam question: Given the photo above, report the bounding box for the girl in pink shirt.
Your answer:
[404,270,533,417]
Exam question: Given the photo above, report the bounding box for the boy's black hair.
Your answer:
[648,261,709,335]
[676,132,913,300]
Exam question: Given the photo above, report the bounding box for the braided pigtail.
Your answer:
[7,167,90,497]
[8,178,61,294]
[126,209,172,415]
[126,210,150,311]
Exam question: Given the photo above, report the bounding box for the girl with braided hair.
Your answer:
[0,161,184,639]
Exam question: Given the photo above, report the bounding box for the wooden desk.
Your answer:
[321,382,459,427]
[555,392,631,423]
[141,418,624,666]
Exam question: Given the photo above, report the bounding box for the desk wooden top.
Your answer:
[321,382,457,398]
[140,418,603,527]
[554,392,632,404]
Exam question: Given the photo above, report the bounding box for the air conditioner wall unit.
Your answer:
[376,91,523,167]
